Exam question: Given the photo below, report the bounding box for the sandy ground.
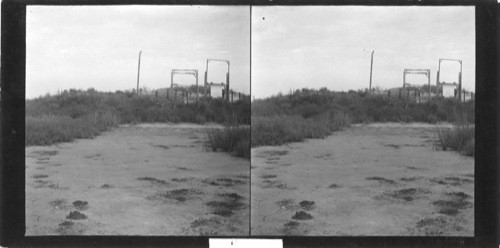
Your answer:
[26,123,249,236]
[251,123,474,236]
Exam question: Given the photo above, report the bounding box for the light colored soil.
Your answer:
[26,123,249,236]
[251,123,473,236]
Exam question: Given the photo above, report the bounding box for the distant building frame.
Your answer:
[204,59,230,101]
[436,58,462,101]
[170,69,199,102]
[403,69,431,101]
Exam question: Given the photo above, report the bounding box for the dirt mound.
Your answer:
[152,144,169,150]
[257,150,289,157]
[73,200,89,211]
[389,188,430,202]
[328,183,340,189]
[261,174,277,179]
[430,176,473,186]
[262,179,296,190]
[33,174,49,179]
[148,188,203,202]
[432,195,472,217]
[66,211,87,220]
[299,201,315,210]
[292,211,313,220]
[399,177,422,182]
[284,221,300,227]
[366,176,397,185]
[59,221,74,227]
[100,184,113,189]
[218,193,244,201]
[190,217,221,228]
[203,177,246,187]
[171,177,195,182]
[206,193,246,217]
[30,150,58,157]
[137,177,169,186]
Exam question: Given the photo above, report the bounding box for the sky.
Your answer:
[26,6,250,99]
[252,6,475,99]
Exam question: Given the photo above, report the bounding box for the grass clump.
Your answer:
[251,112,350,147]
[436,120,474,156]
[205,123,250,159]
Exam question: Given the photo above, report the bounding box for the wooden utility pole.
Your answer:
[136,50,142,95]
[369,50,374,92]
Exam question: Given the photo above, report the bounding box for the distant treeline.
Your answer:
[26,88,250,146]
[251,88,474,147]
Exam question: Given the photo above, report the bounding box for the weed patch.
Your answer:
[292,211,313,220]
[66,211,87,220]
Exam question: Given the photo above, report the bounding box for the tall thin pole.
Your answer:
[369,50,374,92]
[136,50,142,95]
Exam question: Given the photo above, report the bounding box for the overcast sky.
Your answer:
[26,6,250,99]
[252,6,475,99]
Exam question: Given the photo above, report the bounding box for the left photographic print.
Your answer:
[25,5,251,236]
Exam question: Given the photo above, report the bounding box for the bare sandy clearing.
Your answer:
[251,123,473,236]
[26,123,249,236]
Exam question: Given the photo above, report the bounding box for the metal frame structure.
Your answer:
[436,58,462,100]
[403,69,431,101]
[170,69,199,102]
[204,59,230,101]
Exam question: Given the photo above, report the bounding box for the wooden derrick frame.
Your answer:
[170,69,199,102]
[204,59,230,101]
[436,58,462,101]
[403,69,431,101]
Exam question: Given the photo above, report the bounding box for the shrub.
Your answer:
[205,124,250,159]
[436,121,474,157]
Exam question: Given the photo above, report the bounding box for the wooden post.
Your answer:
[369,50,374,92]
[136,51,142,95]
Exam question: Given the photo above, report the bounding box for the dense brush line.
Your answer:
[252,88,474,156]
[25,89,250,148]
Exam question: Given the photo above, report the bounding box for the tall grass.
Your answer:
[205,124,250,159]
[26,89,250,147]
[436,121,475,157]
[251,111,350,147]
[252,87,474,148]
[26,111,118,146]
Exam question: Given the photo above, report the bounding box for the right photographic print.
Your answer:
[250,6,475,236]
